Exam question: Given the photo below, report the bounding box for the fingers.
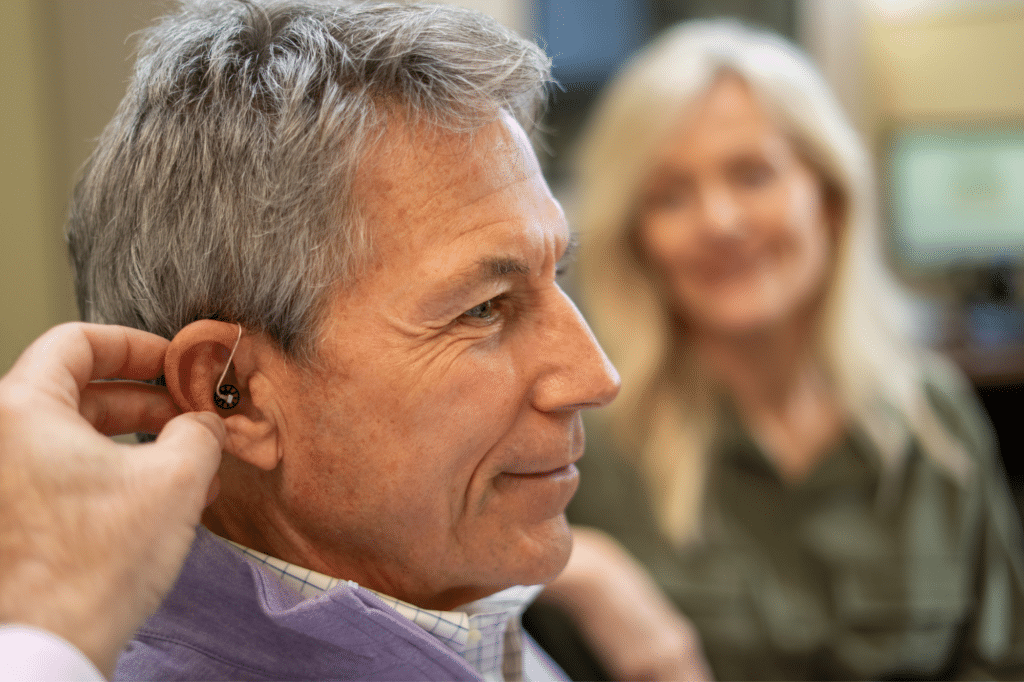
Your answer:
[80,382,181,436]
[78,324,170,382]
[7,323,170,406]
[152,411,226,500]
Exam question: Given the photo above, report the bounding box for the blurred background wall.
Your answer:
[4,1,1024,478]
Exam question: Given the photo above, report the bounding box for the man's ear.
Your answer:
[164,320,280,471]
[164,320,242,413]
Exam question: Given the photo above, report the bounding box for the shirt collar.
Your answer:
[221,537,540,682]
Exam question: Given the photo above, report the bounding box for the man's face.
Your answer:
[261,114,619,609]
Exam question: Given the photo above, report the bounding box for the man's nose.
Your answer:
[531,289,621,414]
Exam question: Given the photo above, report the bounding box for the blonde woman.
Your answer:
[530,19,1024,681]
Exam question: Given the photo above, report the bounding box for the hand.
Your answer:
[0,323,226,678]
[542,527,713,681]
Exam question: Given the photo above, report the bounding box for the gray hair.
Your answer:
[68,0,552,364]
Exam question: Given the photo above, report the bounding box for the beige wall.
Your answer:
[0,0,529,373]
[2,0,163,372]
[870,4,1024,122]
[800,1,1024,142]
[2,0,68,372]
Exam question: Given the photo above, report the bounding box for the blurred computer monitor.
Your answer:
[886,124,1024,279]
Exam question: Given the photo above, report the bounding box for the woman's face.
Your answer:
[637,74,834,338]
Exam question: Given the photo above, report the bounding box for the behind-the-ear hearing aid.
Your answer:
[213,323,243,410]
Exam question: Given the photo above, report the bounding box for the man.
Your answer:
[0,323,225,680]
[67,1,619,679]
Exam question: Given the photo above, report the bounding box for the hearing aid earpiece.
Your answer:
[213,323,243,410]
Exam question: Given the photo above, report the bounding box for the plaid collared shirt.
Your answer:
[224,539,543,682]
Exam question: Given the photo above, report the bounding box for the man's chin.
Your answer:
[510,513,575,586]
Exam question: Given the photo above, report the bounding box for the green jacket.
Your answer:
[552,367,1024,680]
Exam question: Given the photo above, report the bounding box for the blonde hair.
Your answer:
[576,19,970,544]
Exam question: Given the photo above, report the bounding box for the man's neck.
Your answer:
[202,508,501,611]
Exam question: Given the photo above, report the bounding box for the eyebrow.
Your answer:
[482,256,530,278]
[476,231,578,280]
[416,232,578,319]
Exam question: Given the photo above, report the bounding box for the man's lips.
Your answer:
[490,437,583,519]
[503,463,578,480]
[492,462,580,496]
[496,422,585,487]
[500,446,583,478]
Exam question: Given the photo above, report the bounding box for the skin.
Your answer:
[638,74,833,339]
[0,323,225,677]
[179,113,620,611]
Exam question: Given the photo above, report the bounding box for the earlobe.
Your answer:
[231,372,283,471]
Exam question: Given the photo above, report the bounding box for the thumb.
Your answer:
[152,411,225,504]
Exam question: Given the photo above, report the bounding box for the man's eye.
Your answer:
[463,299,496,320]
[457,294,510,328]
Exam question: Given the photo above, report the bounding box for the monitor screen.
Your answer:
[886,125,1024,273]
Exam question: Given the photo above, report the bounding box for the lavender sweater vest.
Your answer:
[114,528,545,681]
